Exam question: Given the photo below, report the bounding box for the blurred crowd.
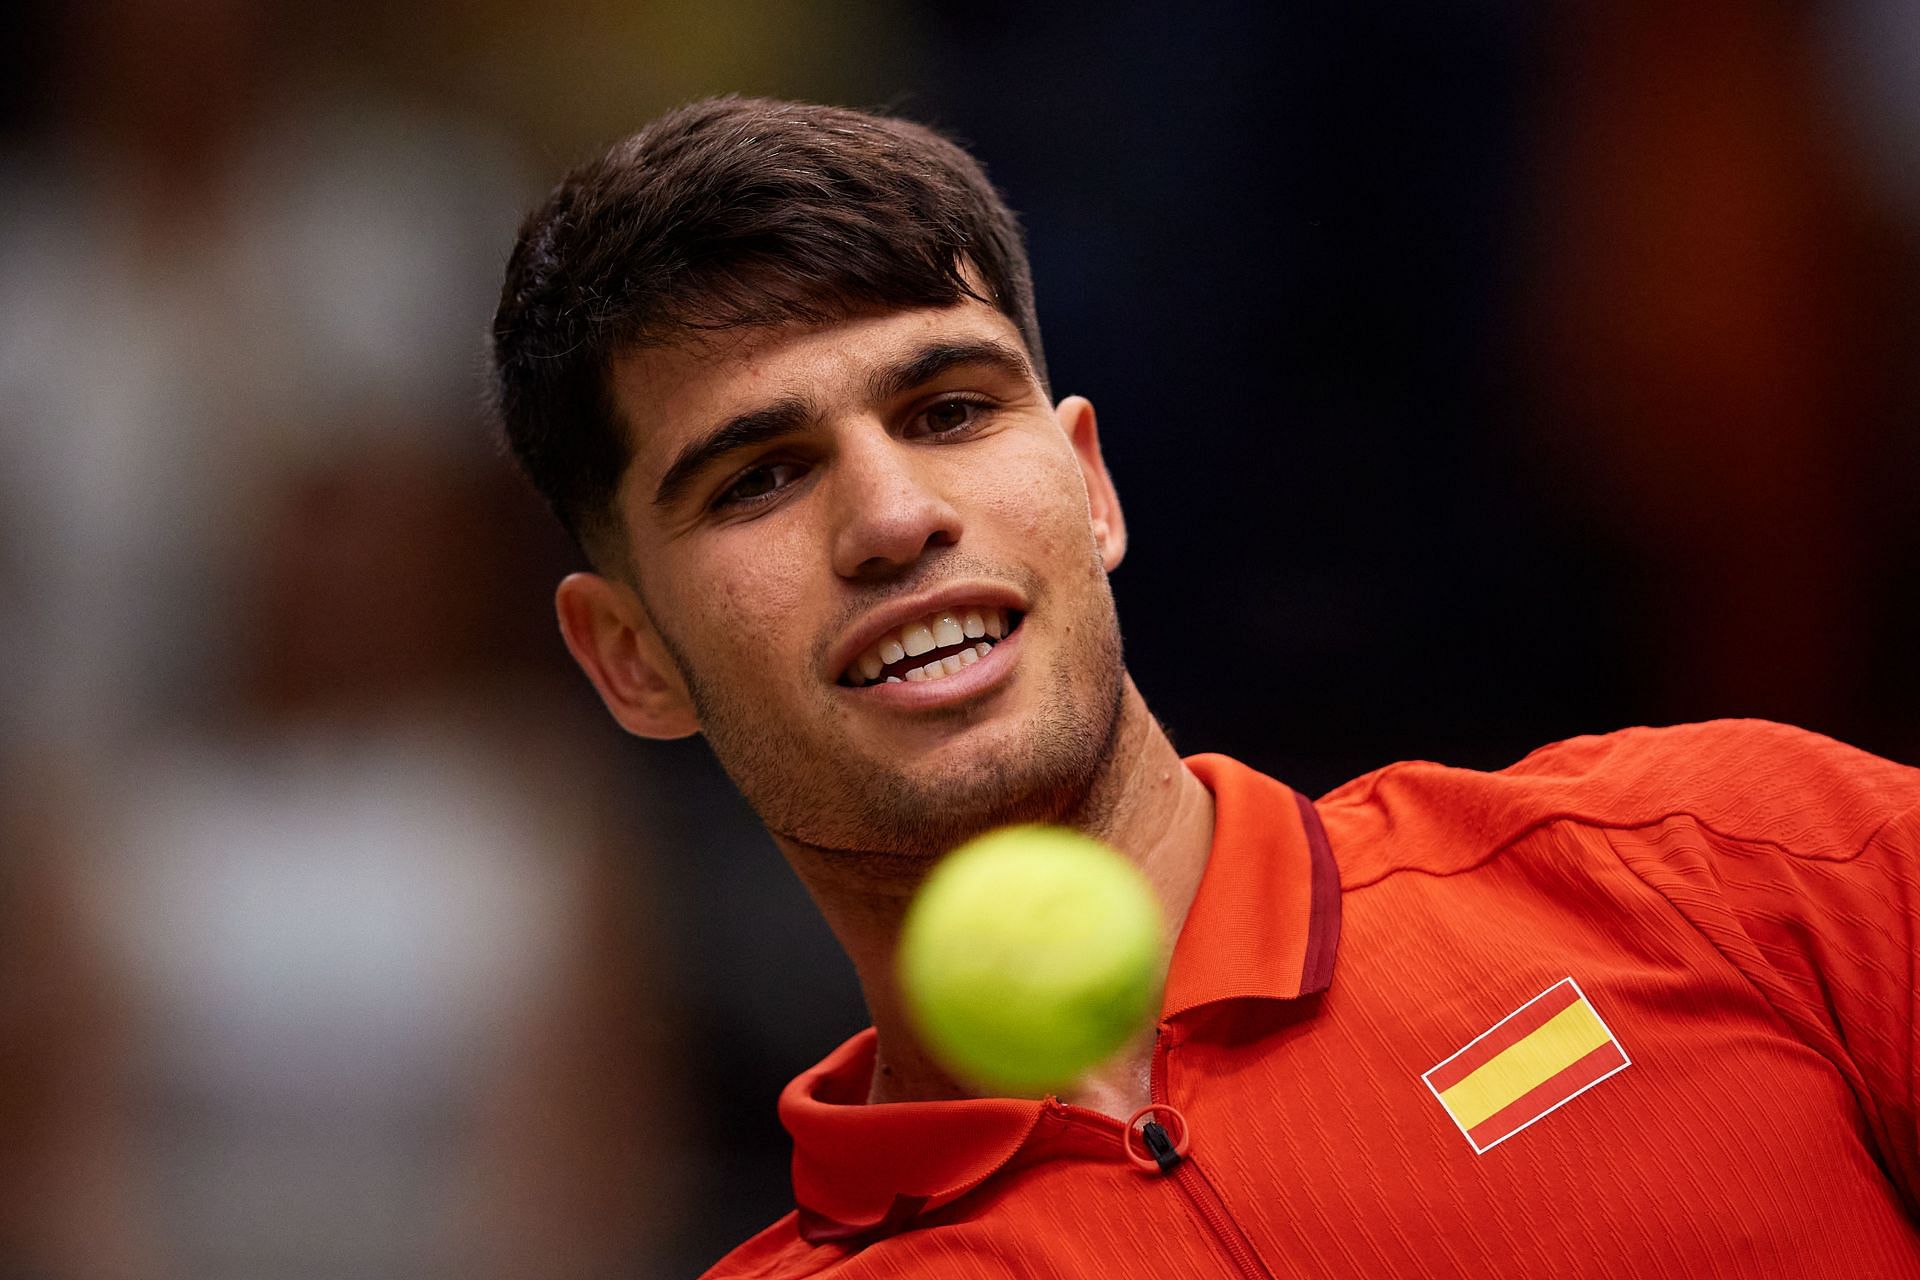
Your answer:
[0,1,1915,1277]
[0,1,725,1275]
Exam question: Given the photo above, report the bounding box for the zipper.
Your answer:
[1141,1122,1269,1279]
[1143,1025,1272,1280]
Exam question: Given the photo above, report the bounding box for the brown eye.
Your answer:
[731,468,779,500]
[925,400,973,433]
[716,460,803,510]
[909,397,989,439]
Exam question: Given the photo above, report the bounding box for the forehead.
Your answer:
[607,297,1029,484]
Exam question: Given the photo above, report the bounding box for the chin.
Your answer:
[811,693,1122,856]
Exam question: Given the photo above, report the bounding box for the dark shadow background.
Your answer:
[1,2,1915,1275]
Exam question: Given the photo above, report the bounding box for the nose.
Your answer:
[828,432,963,580]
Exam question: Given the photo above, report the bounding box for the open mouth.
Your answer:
[838,607,1024,688]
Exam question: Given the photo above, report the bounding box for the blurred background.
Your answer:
[0,0,1914,1275]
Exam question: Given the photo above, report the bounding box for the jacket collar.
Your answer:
[782,753,1342,1240]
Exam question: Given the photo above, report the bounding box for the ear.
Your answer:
[554,572,700,739]
[1055,395,1127,571]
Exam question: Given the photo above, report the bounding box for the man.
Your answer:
[492,96,1920,1277]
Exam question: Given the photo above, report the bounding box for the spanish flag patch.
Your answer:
[1423,977,1630,1153]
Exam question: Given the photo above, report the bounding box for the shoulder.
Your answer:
[1315,720,1919,886]
[1473,719,1915,841]
[703,1214,967,1279]
[701,1214,849,1279]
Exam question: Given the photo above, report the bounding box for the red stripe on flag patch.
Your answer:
[1425,978,1582,1093]
[1465,1038,1630,1151]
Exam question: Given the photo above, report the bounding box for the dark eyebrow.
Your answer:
[653,396,814,510]
[864,338,1036,404]
[651,337,1037,512]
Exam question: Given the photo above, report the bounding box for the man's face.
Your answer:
[601,298,1128,857]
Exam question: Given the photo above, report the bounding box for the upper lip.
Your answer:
[827,582,1028,683]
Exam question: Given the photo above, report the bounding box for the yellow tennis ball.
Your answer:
[897,825,1166,1097]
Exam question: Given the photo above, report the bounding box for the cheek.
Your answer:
[979,439,1094,551]
[686,541,814,673]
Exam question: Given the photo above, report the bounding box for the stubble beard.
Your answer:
[668,574,1129,862]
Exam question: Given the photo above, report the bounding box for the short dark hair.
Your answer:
[491,95,1046,563]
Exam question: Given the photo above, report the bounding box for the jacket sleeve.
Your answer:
[1607,728,1920,1206]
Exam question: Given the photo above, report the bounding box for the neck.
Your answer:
[772,678,1215,1108]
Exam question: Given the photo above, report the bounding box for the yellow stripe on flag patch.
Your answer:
[1438,998,1612,1129]
[1423,977,1631,1153]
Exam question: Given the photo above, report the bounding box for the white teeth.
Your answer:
[847,606,1016,686]
[863,641,991,688]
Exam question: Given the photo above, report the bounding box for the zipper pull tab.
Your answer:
[1141,1120,1184,1173]
[1124,1103,1191,1173]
